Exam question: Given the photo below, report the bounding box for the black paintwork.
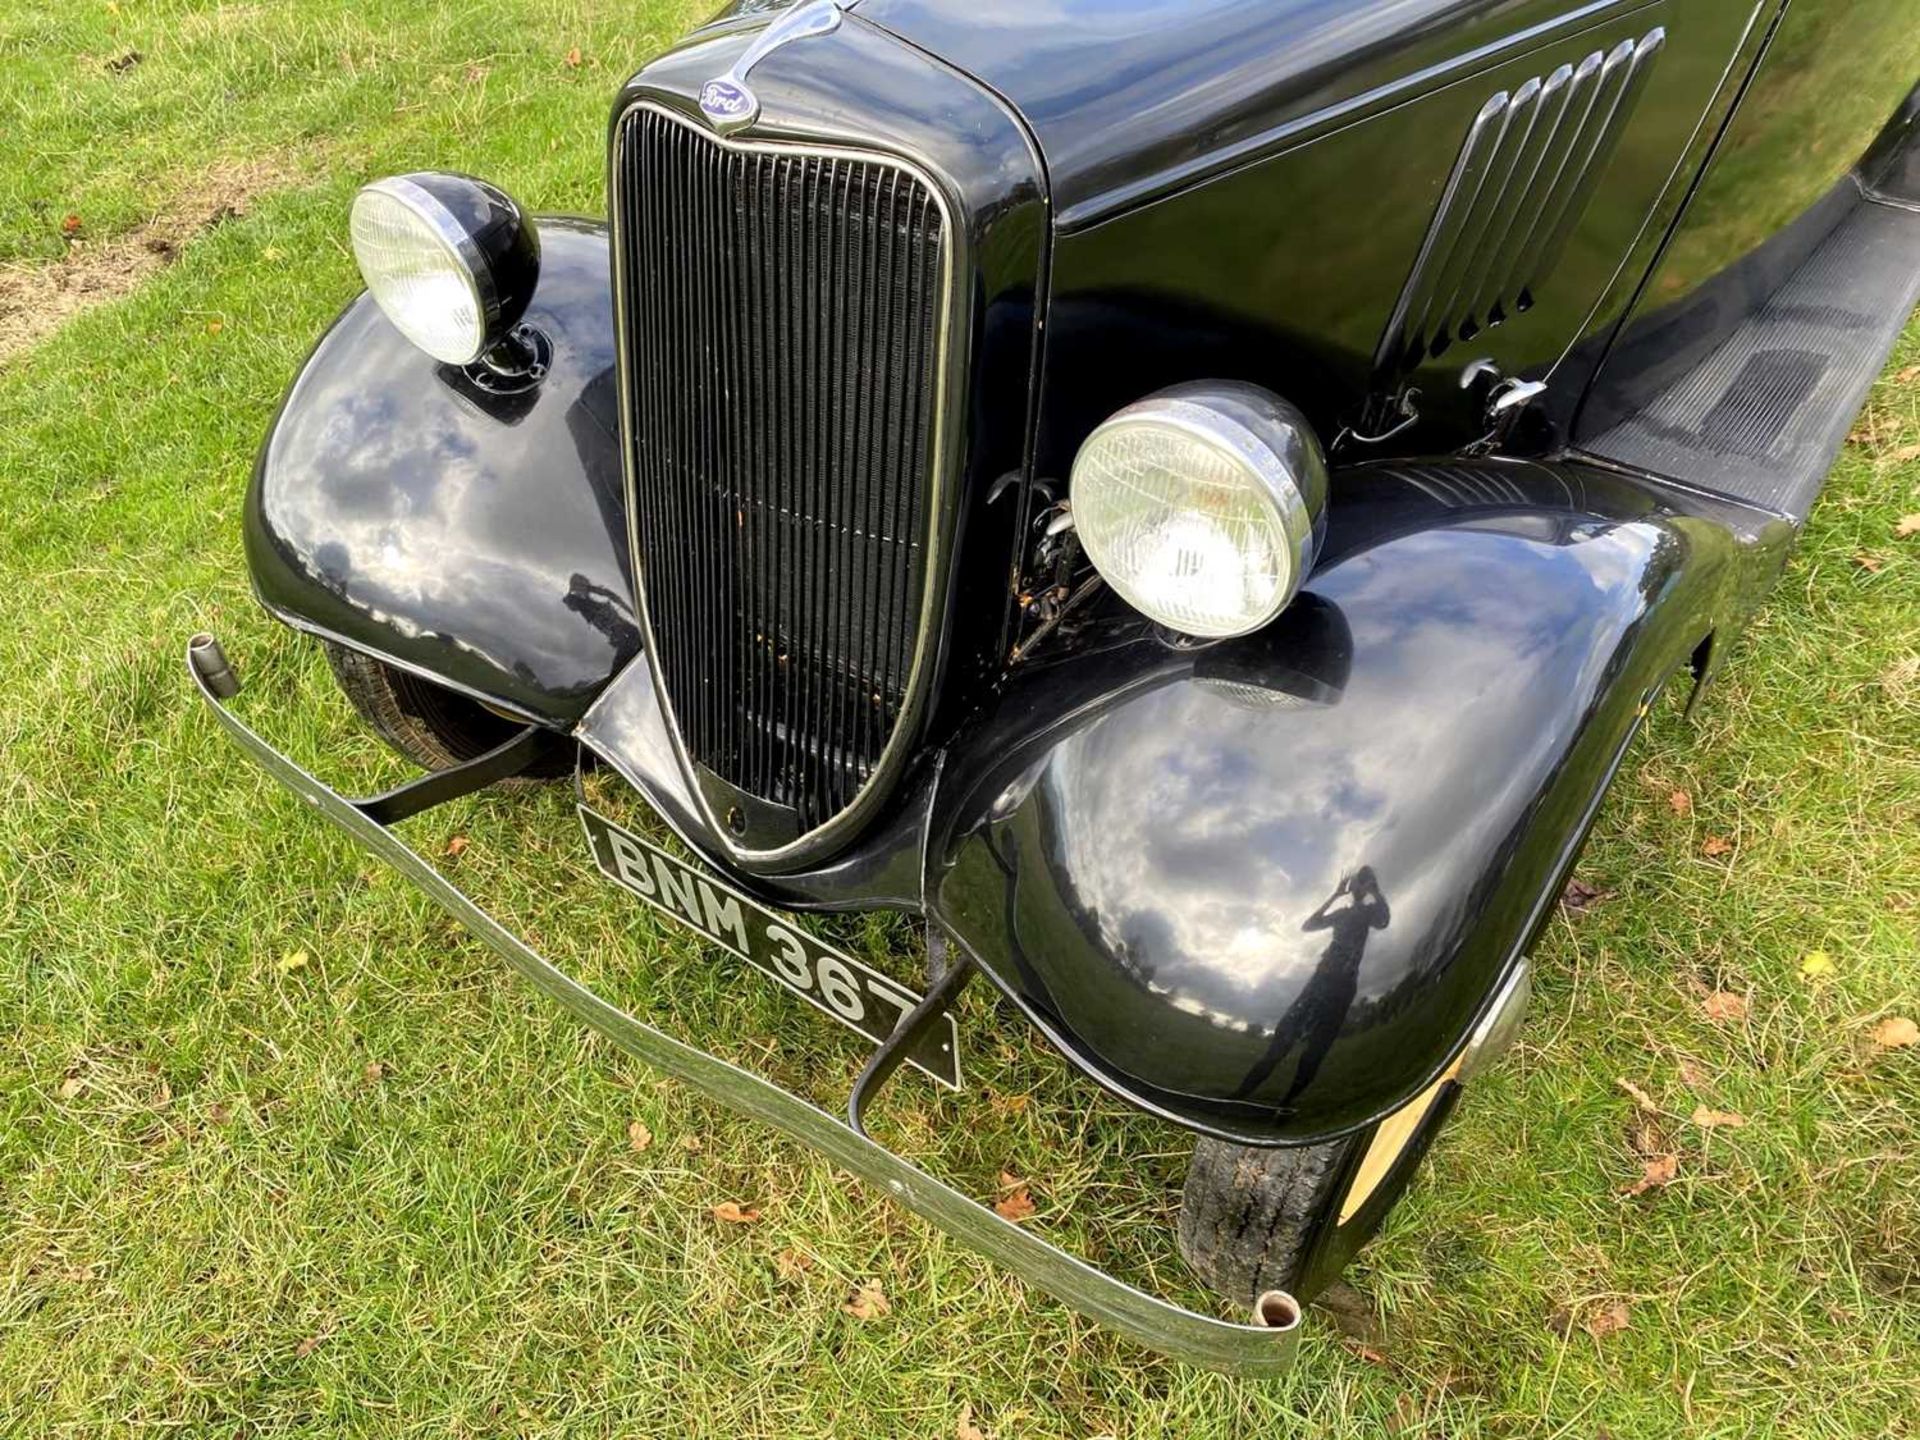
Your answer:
[241,0,1914,1144]
[1575,6,1920,446]
[863,0,1665,226]
[1028,1,1773,478]
[245,221,636,725]
[568,457,1794,1143]
[927,462,1775,1142]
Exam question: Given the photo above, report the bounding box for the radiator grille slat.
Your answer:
[615,106,948,839]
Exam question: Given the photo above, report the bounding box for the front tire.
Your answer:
[322,641,571,779]
[1178,1080,1459,1308]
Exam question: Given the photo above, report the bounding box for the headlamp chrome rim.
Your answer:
[350,174,506,366]
[1071,383,1328,639]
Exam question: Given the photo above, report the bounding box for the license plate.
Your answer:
[579,806,961,1090]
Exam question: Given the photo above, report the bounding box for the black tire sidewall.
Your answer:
[321,641,571,778]
[1290,1082,1462,1300]
[1179,1082,1461,1307]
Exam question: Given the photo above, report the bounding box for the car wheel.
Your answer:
[322,641,572,780]
[1178,1075,1461,1310]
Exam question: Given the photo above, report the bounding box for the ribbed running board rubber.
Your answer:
[1580,194,1920,520]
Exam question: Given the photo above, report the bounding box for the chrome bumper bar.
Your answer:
[186,635,1301,1375]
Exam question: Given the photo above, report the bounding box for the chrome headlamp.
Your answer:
[349,172,540,366]
[1070,382,1328,639]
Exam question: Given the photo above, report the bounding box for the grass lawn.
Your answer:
[2,2,1916,1434]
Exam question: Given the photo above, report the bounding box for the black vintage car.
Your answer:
[189,0,1920,1371]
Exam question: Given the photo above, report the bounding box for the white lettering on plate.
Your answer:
[603,827,657,898]
[699,883,751,956]
[652,853,703,923]
[763,920,814,990]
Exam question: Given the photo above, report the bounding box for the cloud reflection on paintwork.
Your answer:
[949,505,1678,1124]
[250,222,638,716]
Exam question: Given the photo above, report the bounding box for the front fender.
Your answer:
[929,462,1746,1145]
[244,218,636,725]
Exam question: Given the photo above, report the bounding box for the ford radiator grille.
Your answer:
[611,103,952,850]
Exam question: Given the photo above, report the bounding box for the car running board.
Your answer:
[1579,187,1920,521]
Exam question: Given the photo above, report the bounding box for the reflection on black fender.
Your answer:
[928,462,1751,1146]
[244,219,636,725]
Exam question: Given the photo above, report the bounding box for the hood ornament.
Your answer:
[699,0,850,136]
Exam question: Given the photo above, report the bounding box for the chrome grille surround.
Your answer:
[609,99,962,865]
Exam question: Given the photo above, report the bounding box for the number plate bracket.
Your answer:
[579,805,961,1090]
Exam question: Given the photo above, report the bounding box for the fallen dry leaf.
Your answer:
[1615,1077,1659,1113]
[1702,835,1733,857]
[1677,1059,1709,1089]
[626,1119,653,1152]
[445,834,470,857]
[1690,1105,1747,1129]
[1560,877,1613,914]
[994,1170,1037,1222]
[1895,365,1920,384]
[1622,1152,1679,1197]
[1895,514,1920,540]
[1854,550,1886,573]
[956,1402,988,1440]
[1869,1015,1918,1050]
[564,45,583,68]
[1668,788,1692,816]
[294,1332,325,1359]
[844,1279,890,1320]
[1584,1300,1631,1338]
[361,1061,385,1084]
[680,1133,704,1153]
[773,1247,813,1281]
[711,1201,761,1224]
[1625,1111,1669,1161]
[1885,442,1920,464]
[56,1075,83,1100]
[994,1187,1036,1223]
[277,948,309,975]
[1800,950,1836,980]
[1702,990,1749,1023]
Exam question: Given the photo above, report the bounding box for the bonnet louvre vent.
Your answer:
[1374,28,1666,375]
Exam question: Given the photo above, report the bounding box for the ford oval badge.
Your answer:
[695,1,848,137]
[698,79,758,134]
